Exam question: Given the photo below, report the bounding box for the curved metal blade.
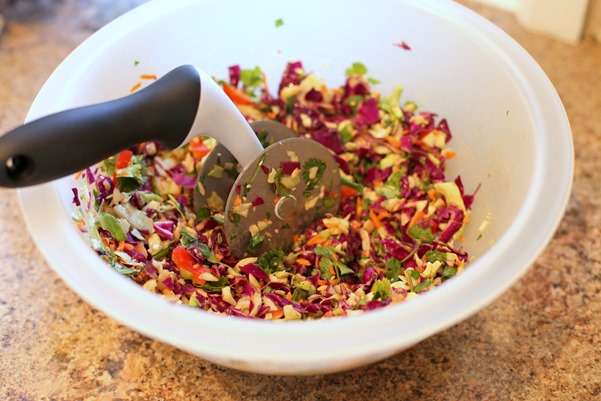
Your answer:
[224,137,341,259]
[194,120,296,217]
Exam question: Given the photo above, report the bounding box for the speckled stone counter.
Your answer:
[1,1,600,400]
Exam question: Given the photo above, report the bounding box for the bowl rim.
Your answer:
[17,0,573,371]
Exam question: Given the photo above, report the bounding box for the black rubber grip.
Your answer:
[0,64,201,188]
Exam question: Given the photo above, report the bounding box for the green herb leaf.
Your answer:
[257,249,286,274]
[275,18,284,27]
[117,177,141,193]
[285,96,297,114]
[384,257,403,281]
[319,257,334,279]
[336,261,354,276]
[198,242,220,264]
[425,250,447,264]
[180,230,198,247]
[408,225,435,242]
[228,212,241,224]
[247,234,265,253]
[291,277,315,302]
[274,168,291,196]
[413,278,432,293]
[302,158,326,192]
[408,268,421,280]
[372,278,391,300]
[196,207,211,221]
[240,66,263,91]
[442,266,457,281]
[345,62,368,77]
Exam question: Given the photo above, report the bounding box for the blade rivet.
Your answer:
[275,195,297,220]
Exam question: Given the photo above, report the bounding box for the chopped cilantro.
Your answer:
[442,266,457,281]
[372,278,391,300]
[240,66,264,92]
[408,225,435,242]
[228,212,241,224]
[291,277,315,302]
[413,279,432,293]
[274,168,291,196]
[275,18,284,27]
[257,249,286,274]
[425,250,447,264]
[180,230,198,247]
[302,158,326,192]
[316,246,353,278]
[408,269,421,280]
[197,242,220,264]
[196,207,211,221]
[319,257,334,279]
[247,234,265,253]
[345,62,368,77]
[384,257,403,281]
[285,96,297,114]
[376,170,402,199]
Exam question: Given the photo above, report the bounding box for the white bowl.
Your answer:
[18,0,572,374]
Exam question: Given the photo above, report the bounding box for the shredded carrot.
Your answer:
[306,233,328,246]
[270,309,285,320]
[408,210,426,228]
[285,292,293,301]
[427,188,438,201]
[329,266,336,276]
[233,195,242,206]
[273,195,282,204]
[140,74,157,80]
[356,197,363,217]
[341,185,358,198]
[385,135,401,149]
[369,209,383,228]
[443,149,457,160]
[317,279,328,286]
[130,81,142,93]
[192,277,206,286]
[222,83,255,105]
[296,258,311,266]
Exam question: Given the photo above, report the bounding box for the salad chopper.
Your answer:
[0,65,340,258]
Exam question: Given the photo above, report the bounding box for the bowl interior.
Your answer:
[19,0,572,374]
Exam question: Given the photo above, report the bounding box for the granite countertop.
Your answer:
[1,1,600,400]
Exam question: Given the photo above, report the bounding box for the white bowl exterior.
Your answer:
[18,0,572,374]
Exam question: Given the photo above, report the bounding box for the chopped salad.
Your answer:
[72,61,477,320]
